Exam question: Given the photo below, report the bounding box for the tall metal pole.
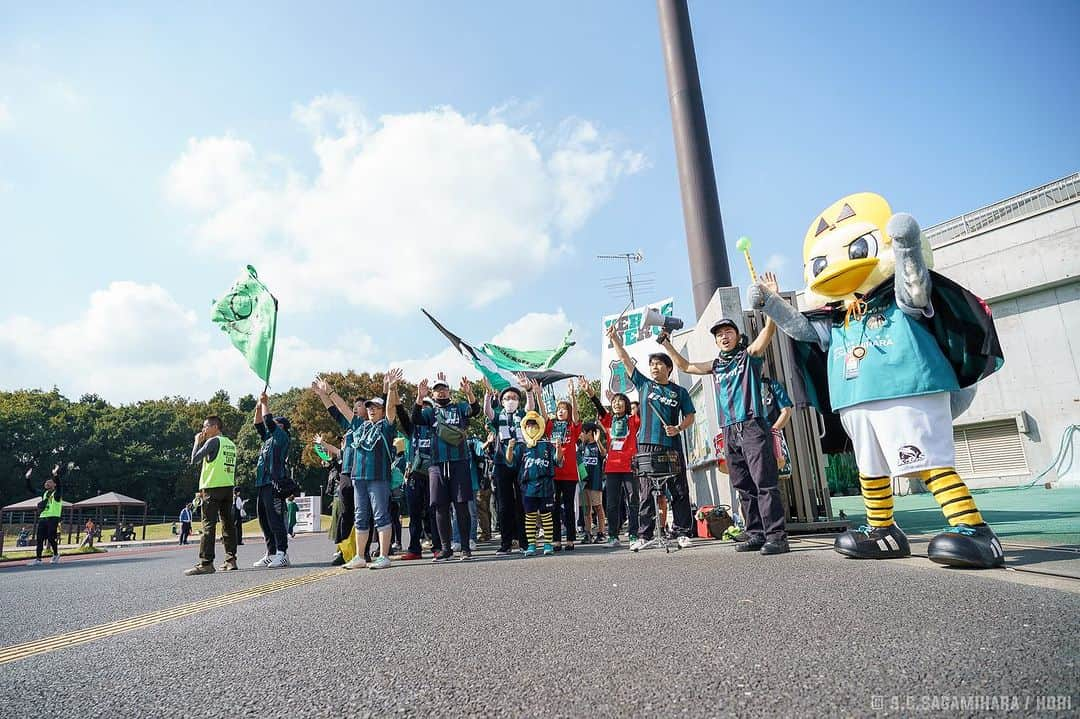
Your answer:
[657,0,731,319]
[625,256,636,307]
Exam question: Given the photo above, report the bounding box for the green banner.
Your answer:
[211,265,278,385]
[482,329,574,371]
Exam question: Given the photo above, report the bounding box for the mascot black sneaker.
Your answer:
[927,524,1005,568]
[834,524,911,559]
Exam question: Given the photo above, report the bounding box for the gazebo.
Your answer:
[1,496,76,549]
[73,492,149,541]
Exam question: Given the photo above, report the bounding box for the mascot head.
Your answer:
[802,192,933,307]
[520,411,546,448]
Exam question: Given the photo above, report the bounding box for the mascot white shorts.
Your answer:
[839,392,955,477]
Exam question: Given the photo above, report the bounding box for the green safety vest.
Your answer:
[40,490,62,519]
[199,436,237,489]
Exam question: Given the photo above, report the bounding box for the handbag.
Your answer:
[435,409,467,447]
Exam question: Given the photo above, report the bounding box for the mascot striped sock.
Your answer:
[525,512,538,543]
[540,512,553,542]
[919,468,985,526]
[859,475,895,528]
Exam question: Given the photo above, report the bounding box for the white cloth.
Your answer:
[839,392,955,477]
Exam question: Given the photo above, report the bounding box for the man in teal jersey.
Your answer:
[185,415,239,575]
[606,323,696,553]
[661,271,789,556]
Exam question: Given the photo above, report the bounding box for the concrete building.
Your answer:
[671,173,1080,525]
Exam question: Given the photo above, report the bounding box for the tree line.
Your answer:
[1,373,598,520]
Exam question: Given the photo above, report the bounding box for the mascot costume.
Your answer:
[749,192,1006,568]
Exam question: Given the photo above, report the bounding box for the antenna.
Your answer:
[597,250,646,306]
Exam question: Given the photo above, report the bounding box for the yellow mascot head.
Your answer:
[802,192,933,307]
[520,411,546,448]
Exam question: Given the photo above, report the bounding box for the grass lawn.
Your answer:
[115,516,335,542]
[0,546,106,562]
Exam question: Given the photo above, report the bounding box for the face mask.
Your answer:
[435,397,451,407]
[502,398,519,413]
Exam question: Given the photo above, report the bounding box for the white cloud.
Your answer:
[165,98,644,314]
[0,282,371,403]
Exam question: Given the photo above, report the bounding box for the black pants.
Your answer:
[406,472,439,554]
[234,507,244,544]
[726,419,786,541]
[552,480,578,544]
[35,516,60,559]
[494,464,527,551]
[256,484,289,555]
[179,521,191,545]
[429,462,472,555]
[636,446,693,540]
[390,495,402,550]
[605,472,638,538]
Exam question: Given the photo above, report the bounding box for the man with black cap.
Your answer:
[252,390,292,568]
[659,271,789,555]
[413,373,481,561]
[606,324,696,552]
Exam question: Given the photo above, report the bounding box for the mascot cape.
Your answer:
[787,270,1004,452]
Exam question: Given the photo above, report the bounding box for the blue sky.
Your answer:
[2,0,1078,402]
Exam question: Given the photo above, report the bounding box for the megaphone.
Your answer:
[642,307,684,333]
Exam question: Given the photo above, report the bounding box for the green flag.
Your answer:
[482,329,574,370]
[211,265,278,386]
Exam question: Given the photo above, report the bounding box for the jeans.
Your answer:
[452,499,478,545]
[256,484,289,555]
[198,486,237,565]
[353,477,392,532]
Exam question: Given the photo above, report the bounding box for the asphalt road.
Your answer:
[1,533,1077,718]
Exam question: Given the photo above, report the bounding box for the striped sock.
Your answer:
[919,468,985,527]
[525,512,538,543]
[540,512,553,542]
[859,475,895,528]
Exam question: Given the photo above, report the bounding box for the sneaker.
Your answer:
[677,536,693,550]
[760,538,790,555]
[459,551,473,562]
[390,542,401,552]
[565,543,575,552]
[27,558,43,566]
[524,544,537,558]
[630,537,657,552]
[421,539,433,550]
[834,524,910,560]
[184,563,215,576]
[628,534,638,543]
[451,542,462,552]
[592,534,605,545]
[368,556,392,570]
[469,540,477,552]
[552,544,562,553]
[543,543,554,556]
[432,550,453,563]
[253,554,272,567]
[344,555,367,570]
[927,524,1005,569]
[606,537,620,548]
[267,552,289,568]
[735,537,766,552]
[50,554,60,564]
[400,552,423,561]
[331,552,346,566]
[495,548,511,556]
[220,559,239,571]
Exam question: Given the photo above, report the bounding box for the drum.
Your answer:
[632,449,681,477]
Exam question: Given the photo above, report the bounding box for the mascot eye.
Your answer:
[848,233,878,260]
[810,256,828,277]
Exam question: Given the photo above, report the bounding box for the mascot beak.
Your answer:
[810,257,879,297]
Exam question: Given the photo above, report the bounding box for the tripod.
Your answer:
[643,471,676,554]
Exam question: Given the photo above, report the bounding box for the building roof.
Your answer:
[2,497,75,512]
[72,492,147,508]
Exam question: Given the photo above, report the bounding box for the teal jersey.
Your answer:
[351,418,396,483]
[418,401,474,463]
[711,350,766,427]
[827,296,959,411]
[490,408,525,466]
[631,368,695,448]
[579,442,603,491]
[511,440,558,498]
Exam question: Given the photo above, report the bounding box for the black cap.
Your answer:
[582,421,599,433]
[709,318,739,335]
[275,416,291,430]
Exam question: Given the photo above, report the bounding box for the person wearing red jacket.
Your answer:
[546,381,583,551]
[585,381,640,547]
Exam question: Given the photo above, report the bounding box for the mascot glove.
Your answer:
[886,212,922,250]
[747,282,772,309]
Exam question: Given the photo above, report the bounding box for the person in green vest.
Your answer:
[185,415,239,575]
[286,496,299,538]
[26,462,69,566]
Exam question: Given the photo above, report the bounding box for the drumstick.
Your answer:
[648,400,674,431]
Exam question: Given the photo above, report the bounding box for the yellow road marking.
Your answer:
[0,568,342,665]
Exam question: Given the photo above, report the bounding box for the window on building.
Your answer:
[953,420,1029,478]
